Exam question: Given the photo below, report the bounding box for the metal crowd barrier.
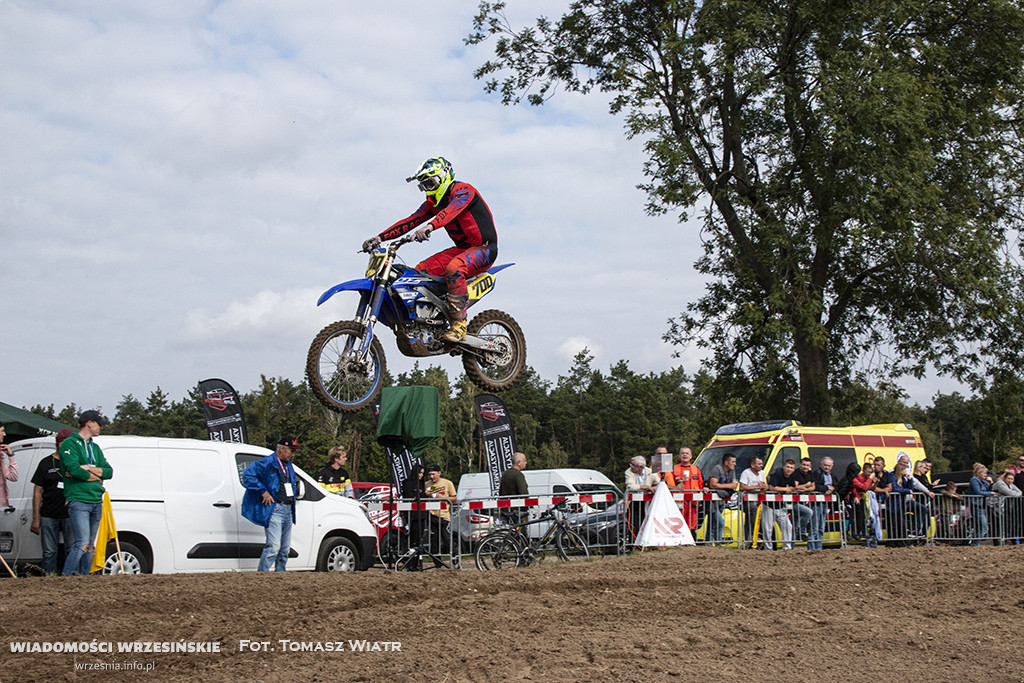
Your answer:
[361,498,457,570]
[450,492,621,568]
[866,491,934,547]
[843,491,1024,547]
[622,492,846,550]
[989,494,1024,546]
[930,493,1024,546]
[622,492,725,547]
[365,489,1024,567]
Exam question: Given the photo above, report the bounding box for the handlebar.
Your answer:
[360,234,416,254]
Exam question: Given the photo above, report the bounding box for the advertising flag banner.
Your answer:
[635,480,696,547]
[385,446,421,494]
[474,393,517,496]
[198,378,248,444]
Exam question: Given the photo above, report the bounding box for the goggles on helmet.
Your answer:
[416,176,442,193]
[406,157,455,205]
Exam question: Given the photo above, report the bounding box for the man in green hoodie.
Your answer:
[59,410,113,576]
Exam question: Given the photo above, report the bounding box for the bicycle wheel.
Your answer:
[555,527,590,562]
[474,532,522,570]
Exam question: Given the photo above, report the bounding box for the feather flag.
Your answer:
[90,491,120,574]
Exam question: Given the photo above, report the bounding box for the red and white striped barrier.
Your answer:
[753,494,837,503]
[462,493,616,511]
[625,492,838,503]
[363,500,451,512]
[626,492,717,502]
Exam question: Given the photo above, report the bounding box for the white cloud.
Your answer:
[0,0,970,415]
[557,336,603,365]
[182,288,332,345]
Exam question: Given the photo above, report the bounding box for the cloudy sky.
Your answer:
[1,0,945,416]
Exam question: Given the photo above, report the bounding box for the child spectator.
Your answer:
[938,480,964,543]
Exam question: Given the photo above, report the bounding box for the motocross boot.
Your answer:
[441,294,468,343]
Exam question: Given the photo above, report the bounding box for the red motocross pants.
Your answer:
[415,244,496,298]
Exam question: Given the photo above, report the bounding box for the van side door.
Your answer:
[158,445,242,571]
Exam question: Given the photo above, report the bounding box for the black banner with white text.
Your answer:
[198,378,248,444]
[474,393,517,496]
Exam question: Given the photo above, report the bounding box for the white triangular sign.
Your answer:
[635,480,695,547]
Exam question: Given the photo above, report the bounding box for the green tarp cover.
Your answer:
[0,401,74,441]
[376,386,440,458]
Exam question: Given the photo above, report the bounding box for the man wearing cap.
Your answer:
[60,410,114,576]
[242,436,301,572]
[30,429,75,575]
[424,464,457,556]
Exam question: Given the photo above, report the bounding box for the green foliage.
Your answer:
[31,360,1024,483]
[469,0,1024,426]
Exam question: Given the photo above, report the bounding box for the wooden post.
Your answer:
[0,552,17,578]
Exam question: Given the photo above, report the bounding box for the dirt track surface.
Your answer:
[2,546,1023,682]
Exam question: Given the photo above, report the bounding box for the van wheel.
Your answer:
[317,537,358,572]
[102,541,151,574]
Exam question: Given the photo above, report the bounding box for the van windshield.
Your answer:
[694,445,773,481]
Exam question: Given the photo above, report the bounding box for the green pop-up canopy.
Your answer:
[376,386,440,459]
[0,401,74,442]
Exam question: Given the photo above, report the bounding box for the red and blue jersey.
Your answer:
[380,181,497,248]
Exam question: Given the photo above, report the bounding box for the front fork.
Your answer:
[347,286,386,360]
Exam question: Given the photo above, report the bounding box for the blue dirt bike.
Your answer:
[306,235,527,412]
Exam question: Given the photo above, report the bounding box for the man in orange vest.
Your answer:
[665,447,704,531]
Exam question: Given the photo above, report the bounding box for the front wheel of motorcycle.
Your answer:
[462,309,526,393]
[306,320,386,413]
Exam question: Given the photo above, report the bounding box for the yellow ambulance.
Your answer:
[694,420,926,479]
[691,420,927,545]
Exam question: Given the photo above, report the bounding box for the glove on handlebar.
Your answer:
[362,236,381,252]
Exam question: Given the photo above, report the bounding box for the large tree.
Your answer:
[469,0,1024,424]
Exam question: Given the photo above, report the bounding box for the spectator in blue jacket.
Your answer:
[889,462,917,545]
[242,436,301,572]
[968,462,994,546]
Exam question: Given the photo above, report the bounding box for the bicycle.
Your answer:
[474,502,590,570]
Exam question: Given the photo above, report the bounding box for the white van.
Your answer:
[454,468,622,543]
[458,468,620,510]
[0,435,378,574]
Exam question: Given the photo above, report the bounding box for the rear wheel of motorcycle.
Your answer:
[306,320,386,413]
[462,309,526,392]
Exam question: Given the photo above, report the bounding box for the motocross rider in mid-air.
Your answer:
[362,157,497,343]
